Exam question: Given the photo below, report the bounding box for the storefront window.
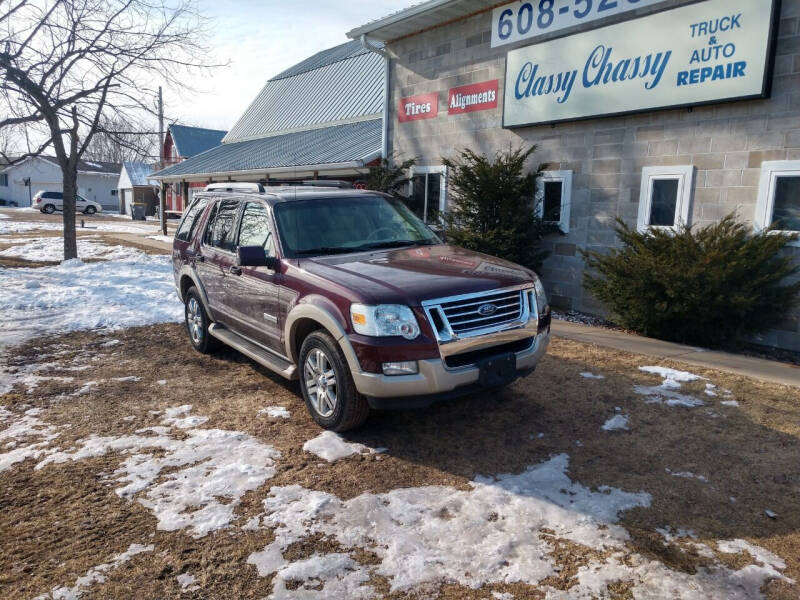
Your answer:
[536,170,572,233]
[408,166,446,224]
[755,162,800,242]
[637,166,694,233]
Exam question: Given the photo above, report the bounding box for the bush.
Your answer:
[582,216,800,348]
[443,146,558,272]
[365,157,416,197]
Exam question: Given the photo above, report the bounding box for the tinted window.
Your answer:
[237,202,275,256]
[176,198,209,242]
[204,199,239,251]
[773,175,800,232]
[543,181,563,222]
[649,179,679,227]
[43,192,62,199]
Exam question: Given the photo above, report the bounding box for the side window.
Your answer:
[755,161,800,241]
[205,199,240,251]
[237,202,276,256]
[536,170,572,234]
[176,197,208,242]
[408,166,447,224]
[637,166,694,232]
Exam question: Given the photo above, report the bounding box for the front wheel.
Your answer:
[84,206,97,215]
[299,331,369,431]
[184,287,219,354]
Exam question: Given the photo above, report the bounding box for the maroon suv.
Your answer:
[173,186,551,431]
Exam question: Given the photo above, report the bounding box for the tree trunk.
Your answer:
[62,167,78,260]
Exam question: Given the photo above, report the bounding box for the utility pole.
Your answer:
[158,86,167,236]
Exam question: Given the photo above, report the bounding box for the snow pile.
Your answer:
[0,408,61,472]
[0,236,148,262]
[35,406,280,537]
[259,406,290,419]
[247,454,651,595]
[33,543,154,600]
[634,366,705,407]
[302,431,378,462]
[602,415,629,431]
[0,255,183,349]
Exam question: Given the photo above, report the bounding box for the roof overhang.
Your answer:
[347,0,494,42]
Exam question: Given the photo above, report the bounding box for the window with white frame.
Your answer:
[755,161,800,243]
[408,166,447,224]
[637,166,694,232]
[536,170,572,233]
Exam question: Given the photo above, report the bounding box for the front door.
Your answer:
[195,197,241,326]
[226,201,283,354]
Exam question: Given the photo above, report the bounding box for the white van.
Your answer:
[32,191,103,215]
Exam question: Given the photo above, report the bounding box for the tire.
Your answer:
[43,204,56,214]
[84,206,97,215]
[184,287,219,354]
[299,330,369,431]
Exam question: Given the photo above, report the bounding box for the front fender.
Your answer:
[284,297,361,373]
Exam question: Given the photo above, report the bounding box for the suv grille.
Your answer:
[440,289,523,334]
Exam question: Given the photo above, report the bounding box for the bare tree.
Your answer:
[83,114,158,164]
[0,0,213,259]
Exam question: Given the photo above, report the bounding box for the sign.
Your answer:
[398,92,439,122]
[448,80,499,114]
[503,0,777,128]
[492,0,664,48]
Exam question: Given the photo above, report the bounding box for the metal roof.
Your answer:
[347,0,490,42]
[150,119,382,180]
[223,41,384,144]
[122,162,156,187]
[169,124,227,158]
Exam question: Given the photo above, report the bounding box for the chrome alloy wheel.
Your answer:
[187,297,204,344]
[304,348,337,418]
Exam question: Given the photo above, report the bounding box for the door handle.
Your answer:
[194,253,205,263]
[229,265,242,276]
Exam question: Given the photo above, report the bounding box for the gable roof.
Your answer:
[168,124,227,158]
[2,156,120,175]
[151,119,381,180]
[121,162,156,187]
[223,40,384,144]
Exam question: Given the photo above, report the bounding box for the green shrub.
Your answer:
[582,216,800,348]
[365,157,416,197]
[443,146,558,272]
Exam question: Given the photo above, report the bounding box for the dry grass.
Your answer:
[1,323,798,598]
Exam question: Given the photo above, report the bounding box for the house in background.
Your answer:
[0,156,120,210]
[162,124,227,212]
[117,162,158,216]
[151,40,384,198]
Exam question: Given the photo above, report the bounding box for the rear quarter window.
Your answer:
[175,198,209,242]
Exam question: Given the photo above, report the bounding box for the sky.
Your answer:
[162,0,411,132]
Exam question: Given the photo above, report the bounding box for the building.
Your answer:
[117,162,158,216]
[0,156,121,210]
[161,124,227,212]
[349,0,800,351]
[150,40,385,197]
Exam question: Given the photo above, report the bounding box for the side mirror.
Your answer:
[237,246,280,270]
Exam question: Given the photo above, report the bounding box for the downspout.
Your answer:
[360,35,390,161]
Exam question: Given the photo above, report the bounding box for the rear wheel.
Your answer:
[299,331,369,431]
[184,287,219,354]
[43,204,56,214]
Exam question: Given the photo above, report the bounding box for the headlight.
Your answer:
[530,275,548,316]
[350,304,420,340]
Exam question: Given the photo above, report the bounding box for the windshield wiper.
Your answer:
[294,247,362,257]
[356,240,428,251]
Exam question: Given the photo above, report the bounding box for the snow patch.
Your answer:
[176,573,199,592]
[721,400,740,407]
[302,431,376,462]
[0,409,60,472]
[635,366,705,407]
[580,372,605,380]
[666,468,708,483]
[602,415,629,431]
[259,406,290,419]
[0,236,148,263]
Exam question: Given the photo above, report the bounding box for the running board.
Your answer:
[208,323,297,380]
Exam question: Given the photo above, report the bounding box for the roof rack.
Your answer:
[205,182,265,193]
[300,180,353,189]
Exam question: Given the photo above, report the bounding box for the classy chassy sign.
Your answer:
[503,0,777,128]
[398,92,439,122]
[491,0,664,48]
[448,80,499,114]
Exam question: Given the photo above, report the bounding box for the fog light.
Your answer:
[382,361,419,376]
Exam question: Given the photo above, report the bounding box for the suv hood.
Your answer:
[300,244,535,305]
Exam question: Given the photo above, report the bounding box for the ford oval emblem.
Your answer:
[478,303,498,316]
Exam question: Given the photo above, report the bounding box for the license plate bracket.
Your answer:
[477,353,517,388]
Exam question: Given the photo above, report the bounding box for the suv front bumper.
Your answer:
[349,329,550,408]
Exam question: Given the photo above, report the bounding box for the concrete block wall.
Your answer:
[386,0,800,351]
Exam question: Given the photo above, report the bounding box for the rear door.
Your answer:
[173,196,209,280]
[195,197,241,326]
[226,201,284,354]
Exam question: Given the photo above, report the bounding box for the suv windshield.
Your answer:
[274,195,440,257]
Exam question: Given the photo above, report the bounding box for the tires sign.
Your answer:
[398,93,439,123]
